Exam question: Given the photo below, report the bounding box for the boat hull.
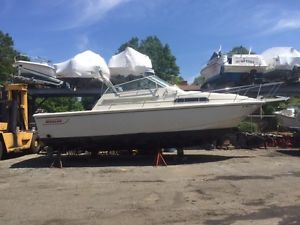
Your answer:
[40,128,238,151]
[34,103,261,150]
[201,63,222,81]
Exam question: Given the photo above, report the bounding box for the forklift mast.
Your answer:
[5,84,29,131]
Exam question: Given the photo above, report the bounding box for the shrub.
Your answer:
[238,121,258,133]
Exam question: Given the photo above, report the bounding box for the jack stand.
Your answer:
[50,152,63,168]
[155,149,167,167]
[177,148,184,158]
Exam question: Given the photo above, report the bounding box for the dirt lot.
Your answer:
[1,149,300,225]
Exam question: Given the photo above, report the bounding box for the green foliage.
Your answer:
[36,97,84,113]
[117,36,180,82]
[262,102,279,115]
[81,97,98,110]
[287,97,300,107]
[193,76,205,85]
[118,37,139,53]
[168,75,184,85]
[262,97,300,115]
[238,121,258,133]
[0,31,19,84]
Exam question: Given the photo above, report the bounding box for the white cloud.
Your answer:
[270,18,300,32]
[60,0,132,29]
[254,7,300,35]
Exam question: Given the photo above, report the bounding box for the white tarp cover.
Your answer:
[54,50,110,79]
[261,47,300,70]
[108,47,152,76]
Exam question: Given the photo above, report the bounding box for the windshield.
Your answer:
[105,75,170,94]
[148,76,171,87]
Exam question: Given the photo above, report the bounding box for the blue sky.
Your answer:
[1,0,300,82]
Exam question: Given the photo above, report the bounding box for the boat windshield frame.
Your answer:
[104,75,171,95]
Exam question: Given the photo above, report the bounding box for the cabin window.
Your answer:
[175,97,209,103]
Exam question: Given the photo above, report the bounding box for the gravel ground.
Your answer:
[0,149,300,225]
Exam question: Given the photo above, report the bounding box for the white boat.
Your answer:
[34,73,264,151]
[54,50,110,89]
[274,107,300,130]
[262,47,300,82]
[13,60,63,86]
[108,47,152,77]
[262,47,300,71]
[200,50,271,91]
[200,50,267,81]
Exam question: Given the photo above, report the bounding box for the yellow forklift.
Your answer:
[0,83,40,159]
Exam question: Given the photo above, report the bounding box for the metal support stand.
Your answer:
[177,148,184,158]
[155,149,167,167]
[49,151,63,168]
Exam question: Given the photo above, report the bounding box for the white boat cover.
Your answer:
[108,47,152,76]
[261,47,300,70]
[54,50,110,79]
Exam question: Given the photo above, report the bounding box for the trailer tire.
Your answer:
[30,134,40,154]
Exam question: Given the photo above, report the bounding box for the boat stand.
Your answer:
[177,148,184,158]
[155,149,167,167]
[49,151,63,168]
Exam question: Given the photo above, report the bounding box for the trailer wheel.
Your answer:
[30,134,40,154]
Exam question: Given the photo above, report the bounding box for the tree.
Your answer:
[117,36,180,83]
[81,96,98,110]
[0,31,19,83]
[193,76,205,86]
[117,37,139,53]
[35,97,84,113]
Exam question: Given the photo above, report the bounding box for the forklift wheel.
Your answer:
[0,141,6,160]
[30,134,40,154]
[0,141,3,160]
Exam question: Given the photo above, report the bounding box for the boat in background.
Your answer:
[200,52,267,91]
[13,59,63,86]
[108,47,152,77]
[200,47,300,91]
[200,49,267,78]
[34,71,264,152]
[108,47,154,85]
[54,50,110,89]
[262,47,300,82]
[274,107,300,130]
